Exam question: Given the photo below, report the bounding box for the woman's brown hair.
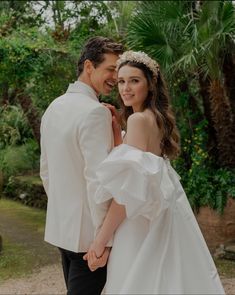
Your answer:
[117,61,180,160]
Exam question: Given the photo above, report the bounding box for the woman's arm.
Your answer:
[83,196,126,271]
[91,199,126,254]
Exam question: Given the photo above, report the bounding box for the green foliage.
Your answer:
[0,105,32,148]
[0,25,70,87]
[0,140,39,178]
[185,165,235,214]
[4,175,47,209]
[173,120,235,214]
[29,49,77,111]
[0,104,39,191]
[127,0,190,70]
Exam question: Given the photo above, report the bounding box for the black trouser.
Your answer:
[59,248,107,295]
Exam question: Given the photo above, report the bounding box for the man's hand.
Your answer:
[83,247,110,272]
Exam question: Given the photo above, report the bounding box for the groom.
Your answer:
[40,36,124,294]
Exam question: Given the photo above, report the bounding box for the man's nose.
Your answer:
[112,71,118,81]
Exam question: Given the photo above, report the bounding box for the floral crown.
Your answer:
[116,50,159,77]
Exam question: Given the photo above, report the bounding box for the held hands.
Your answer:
[102,103,122,146]
[83,248,110,272]
[83,244,110,272]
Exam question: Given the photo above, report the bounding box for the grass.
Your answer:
[0,197,46,233]
[215,258,235,278]
[0,238,35,283]
[15,175,42,186]
[0,198,48,281]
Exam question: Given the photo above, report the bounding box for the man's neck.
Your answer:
[78,74,99,97]
[78,75,98,96]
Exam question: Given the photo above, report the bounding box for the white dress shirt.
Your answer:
[40,80,113,252]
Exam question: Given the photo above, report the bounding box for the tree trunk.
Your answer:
[16,90,41,145]
[178,79,203,126]
[222,52,235,118]
[0,84,17,106]
[198,75,218,160]
[1,82,9,105]
[209,80,235,168]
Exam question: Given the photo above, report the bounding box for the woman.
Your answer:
[84,51,225,294]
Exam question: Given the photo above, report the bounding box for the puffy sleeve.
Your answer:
[95,144,178,220]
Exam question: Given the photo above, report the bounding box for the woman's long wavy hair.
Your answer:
[117,61,180,160]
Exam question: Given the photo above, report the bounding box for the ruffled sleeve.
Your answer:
[95,144,178,220]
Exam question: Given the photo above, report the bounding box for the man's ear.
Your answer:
[84,60,94,75]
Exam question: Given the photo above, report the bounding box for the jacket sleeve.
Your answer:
[40,116,49,196]
[79,106,114,244]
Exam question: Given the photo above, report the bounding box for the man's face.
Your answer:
[89,53,119,96]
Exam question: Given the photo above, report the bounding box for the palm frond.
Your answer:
[127,1,191,70]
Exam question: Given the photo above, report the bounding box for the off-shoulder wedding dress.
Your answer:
[95,144,225,295]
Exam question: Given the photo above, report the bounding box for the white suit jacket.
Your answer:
[40,81,113,252]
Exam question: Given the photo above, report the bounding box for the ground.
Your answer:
[0,264,66,294]
[0,264,233,295]
[0,198,235,295]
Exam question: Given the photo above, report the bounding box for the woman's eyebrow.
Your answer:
[118,76,141,79]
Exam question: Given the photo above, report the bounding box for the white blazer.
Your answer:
[40,81,113,252]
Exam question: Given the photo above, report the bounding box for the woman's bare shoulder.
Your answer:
[126,112,149,150]
[127,112,148,129]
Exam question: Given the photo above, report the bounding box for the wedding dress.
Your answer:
[95,144,225,294]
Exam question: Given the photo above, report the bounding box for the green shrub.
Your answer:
[0,105,33,148]
[4,175,47,209]
[0,140,39,178]
[173,120,235,214]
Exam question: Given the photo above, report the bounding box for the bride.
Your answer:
[84,51,225,294]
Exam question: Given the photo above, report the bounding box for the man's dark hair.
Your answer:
[77,36,124,77]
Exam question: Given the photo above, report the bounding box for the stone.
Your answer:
[224,242,235,260]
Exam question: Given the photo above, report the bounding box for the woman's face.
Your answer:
[118,65,149,112]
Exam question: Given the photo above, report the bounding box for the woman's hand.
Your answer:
[102,103,122,146]
[112,115,122,146]
[102,103,121,125]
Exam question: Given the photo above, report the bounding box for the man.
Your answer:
[40,36,124,295]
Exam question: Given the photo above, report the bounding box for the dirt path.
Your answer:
[0,263,235,295]
[0,264,66,294]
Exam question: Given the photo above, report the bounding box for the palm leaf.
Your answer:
[127,1,190,70]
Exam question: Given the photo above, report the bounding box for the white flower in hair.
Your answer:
[116,51,159,77]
